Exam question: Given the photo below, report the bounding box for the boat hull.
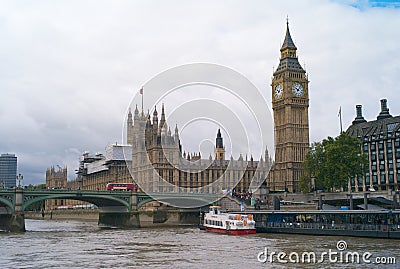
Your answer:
[205,226,256,235]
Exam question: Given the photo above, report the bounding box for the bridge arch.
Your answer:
[0,196,14,213]
[22,191,132,212]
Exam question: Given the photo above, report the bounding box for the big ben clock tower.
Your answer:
[269,20,310,192]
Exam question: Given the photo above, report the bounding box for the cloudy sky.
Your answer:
[1,0,399,185]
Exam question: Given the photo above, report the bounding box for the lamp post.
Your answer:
[17,173,23,189]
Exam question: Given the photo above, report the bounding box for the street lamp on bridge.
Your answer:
[17,173,23,189]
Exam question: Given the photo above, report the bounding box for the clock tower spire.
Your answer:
[281,17,297,53]
[268,20,310,193]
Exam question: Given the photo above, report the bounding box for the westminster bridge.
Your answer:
[0,189,219,232]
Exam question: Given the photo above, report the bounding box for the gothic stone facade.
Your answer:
[45,166,68,210]
[267,22,310,193]
[45,146,133,209]
[128,104,269,194]
[50,104,269,197]
[46,22,308,195]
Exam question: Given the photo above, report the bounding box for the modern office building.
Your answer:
[0,153,17,188]
[346,99,400,191]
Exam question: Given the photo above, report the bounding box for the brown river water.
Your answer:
[0,219,398,268]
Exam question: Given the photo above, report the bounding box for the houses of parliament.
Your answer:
[45,22,310,208]
[126,103,270,194]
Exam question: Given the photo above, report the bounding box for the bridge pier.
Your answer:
[98,203,140,228]
[98,211,140,228]
[98,207,203,228]
[11,189,25,232]
[0,189,26,232]
[8,213,25,232]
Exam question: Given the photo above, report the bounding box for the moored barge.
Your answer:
[239,210,400,239]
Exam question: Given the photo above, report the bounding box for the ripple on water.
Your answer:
[0,219,398,269]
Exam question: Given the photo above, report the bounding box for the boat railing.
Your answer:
[257,221,400,232]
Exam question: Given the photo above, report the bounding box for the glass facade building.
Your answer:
[0,153,17,188]
[346,100,400,191]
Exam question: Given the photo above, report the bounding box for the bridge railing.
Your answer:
[0,188,17,193]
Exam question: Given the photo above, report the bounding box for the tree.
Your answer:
[300,133,366,193]
[300,141,326,192]
[25,183,46,189]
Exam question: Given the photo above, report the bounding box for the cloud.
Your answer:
[0,0,399,185]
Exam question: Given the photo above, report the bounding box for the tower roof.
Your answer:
[274,19,305,75]
[280,20,297,51]
[274,58,305,74]
[160,103,166,128]
[216,129,223,148]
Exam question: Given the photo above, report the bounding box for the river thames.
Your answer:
[0,219,398,268]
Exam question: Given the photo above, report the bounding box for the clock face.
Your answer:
[274,84,283,99]
[292,82,304,97]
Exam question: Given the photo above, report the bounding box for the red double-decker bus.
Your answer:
[106,183,138,191]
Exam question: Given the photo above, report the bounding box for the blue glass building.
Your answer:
[0,153,17,188]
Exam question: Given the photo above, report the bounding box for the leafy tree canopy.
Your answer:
[300,133,366,193]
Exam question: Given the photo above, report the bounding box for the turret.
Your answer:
[160,103,166,130]
[153,106,158,132]
[146,113,151,129]
[174,124,179,144]
[134,105,139,120]
[160,104,168,141]
[215,129,225,160]
[127,107,133,145]
[127,107,133,126]
[216,129,223,148]
[264,146,270,162]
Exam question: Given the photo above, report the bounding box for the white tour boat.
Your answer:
[202,206,256,235]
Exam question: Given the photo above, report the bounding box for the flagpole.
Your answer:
[141,87,144,114]
[339,106,343,134]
